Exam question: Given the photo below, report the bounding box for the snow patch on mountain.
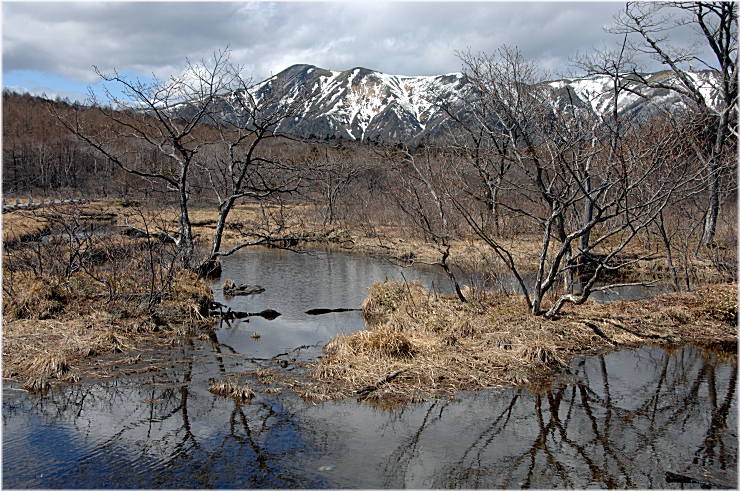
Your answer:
[233,64,721,143]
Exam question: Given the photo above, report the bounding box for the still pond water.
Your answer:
[3,249,737,488]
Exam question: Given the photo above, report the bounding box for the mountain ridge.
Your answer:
[220,64,722,143]
[10,63,717,144]
[248,64,469,142]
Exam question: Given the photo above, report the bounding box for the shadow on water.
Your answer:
[3,248,737,488]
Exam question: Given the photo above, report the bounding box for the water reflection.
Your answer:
[4,344,736,488]
[205,248,664,366]
[208,248,451,360]
[209,249,666,363]
[3,339,326,488]
[3,249,734,488]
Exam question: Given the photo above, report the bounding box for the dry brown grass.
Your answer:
[208,379,255,401]
[2,200,129,245]
[6,196,735,286]
[290,280,737,403]
[5,198,733,398]
[3,211,50,244]
[102,198,537,271]
[3,268,213,391]
[8,199,716,280]
[2,200,217,391]
[3,276,65,320]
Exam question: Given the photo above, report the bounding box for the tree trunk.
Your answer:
[324,181,335,226]
[656,212,681,292]
[701,92,731,246]
[440,246,466,303]
[178,177,194,267]
[580,175,593,254]
[702,159,721,246]
[491,182,500,235]
[209,197,236,262]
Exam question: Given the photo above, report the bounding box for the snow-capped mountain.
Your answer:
[247,64,468,142]
[219,64,722,143]
[548,70,721,120]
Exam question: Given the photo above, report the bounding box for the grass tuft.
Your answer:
[26,353,70,379]
[327,327,416,359]
[5,276,65,320]
[208,379,256,401]
[294,280,737,403]
[4,262,214,389]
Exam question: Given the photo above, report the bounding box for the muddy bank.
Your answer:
[290,281,737,403]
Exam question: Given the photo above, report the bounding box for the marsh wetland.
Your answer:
[3,249,737,488]
[3,14,738,482]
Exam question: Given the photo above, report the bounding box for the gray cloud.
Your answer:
[3,1,708,84]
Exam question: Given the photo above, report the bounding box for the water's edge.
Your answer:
[3,248,736,488]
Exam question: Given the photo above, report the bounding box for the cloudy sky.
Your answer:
[1,1,698,101]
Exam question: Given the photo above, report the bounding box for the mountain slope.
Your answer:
[248,64,468,142]
[549,70,721,120]
[234,64,722,143]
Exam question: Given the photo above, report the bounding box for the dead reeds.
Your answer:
[18,352,76,392]
[3,210,215,391]
[208,379,255,401]
[293,280,737,403]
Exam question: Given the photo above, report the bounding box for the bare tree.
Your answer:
[305,144,366,226]
[435,71,515,236]
[52,49,309,271]
[195,67,305,271]
[52,49,236,266]
[384,145,467,302]
[449,47,698,317]
[610,1,738,245]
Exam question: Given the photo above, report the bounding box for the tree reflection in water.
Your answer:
[3,343,736,488]
[414,346,737,488]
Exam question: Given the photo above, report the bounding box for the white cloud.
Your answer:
[3,1,711,85]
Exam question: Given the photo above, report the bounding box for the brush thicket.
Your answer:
[4,228,214,390]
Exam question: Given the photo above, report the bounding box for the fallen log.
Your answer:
[208,302,281,321]
[3,198,88,213]
[305,308,360,315]
[582,322,623,346]
[79,211,117,220]
[223,279,265,296]
[253,309,281,320]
